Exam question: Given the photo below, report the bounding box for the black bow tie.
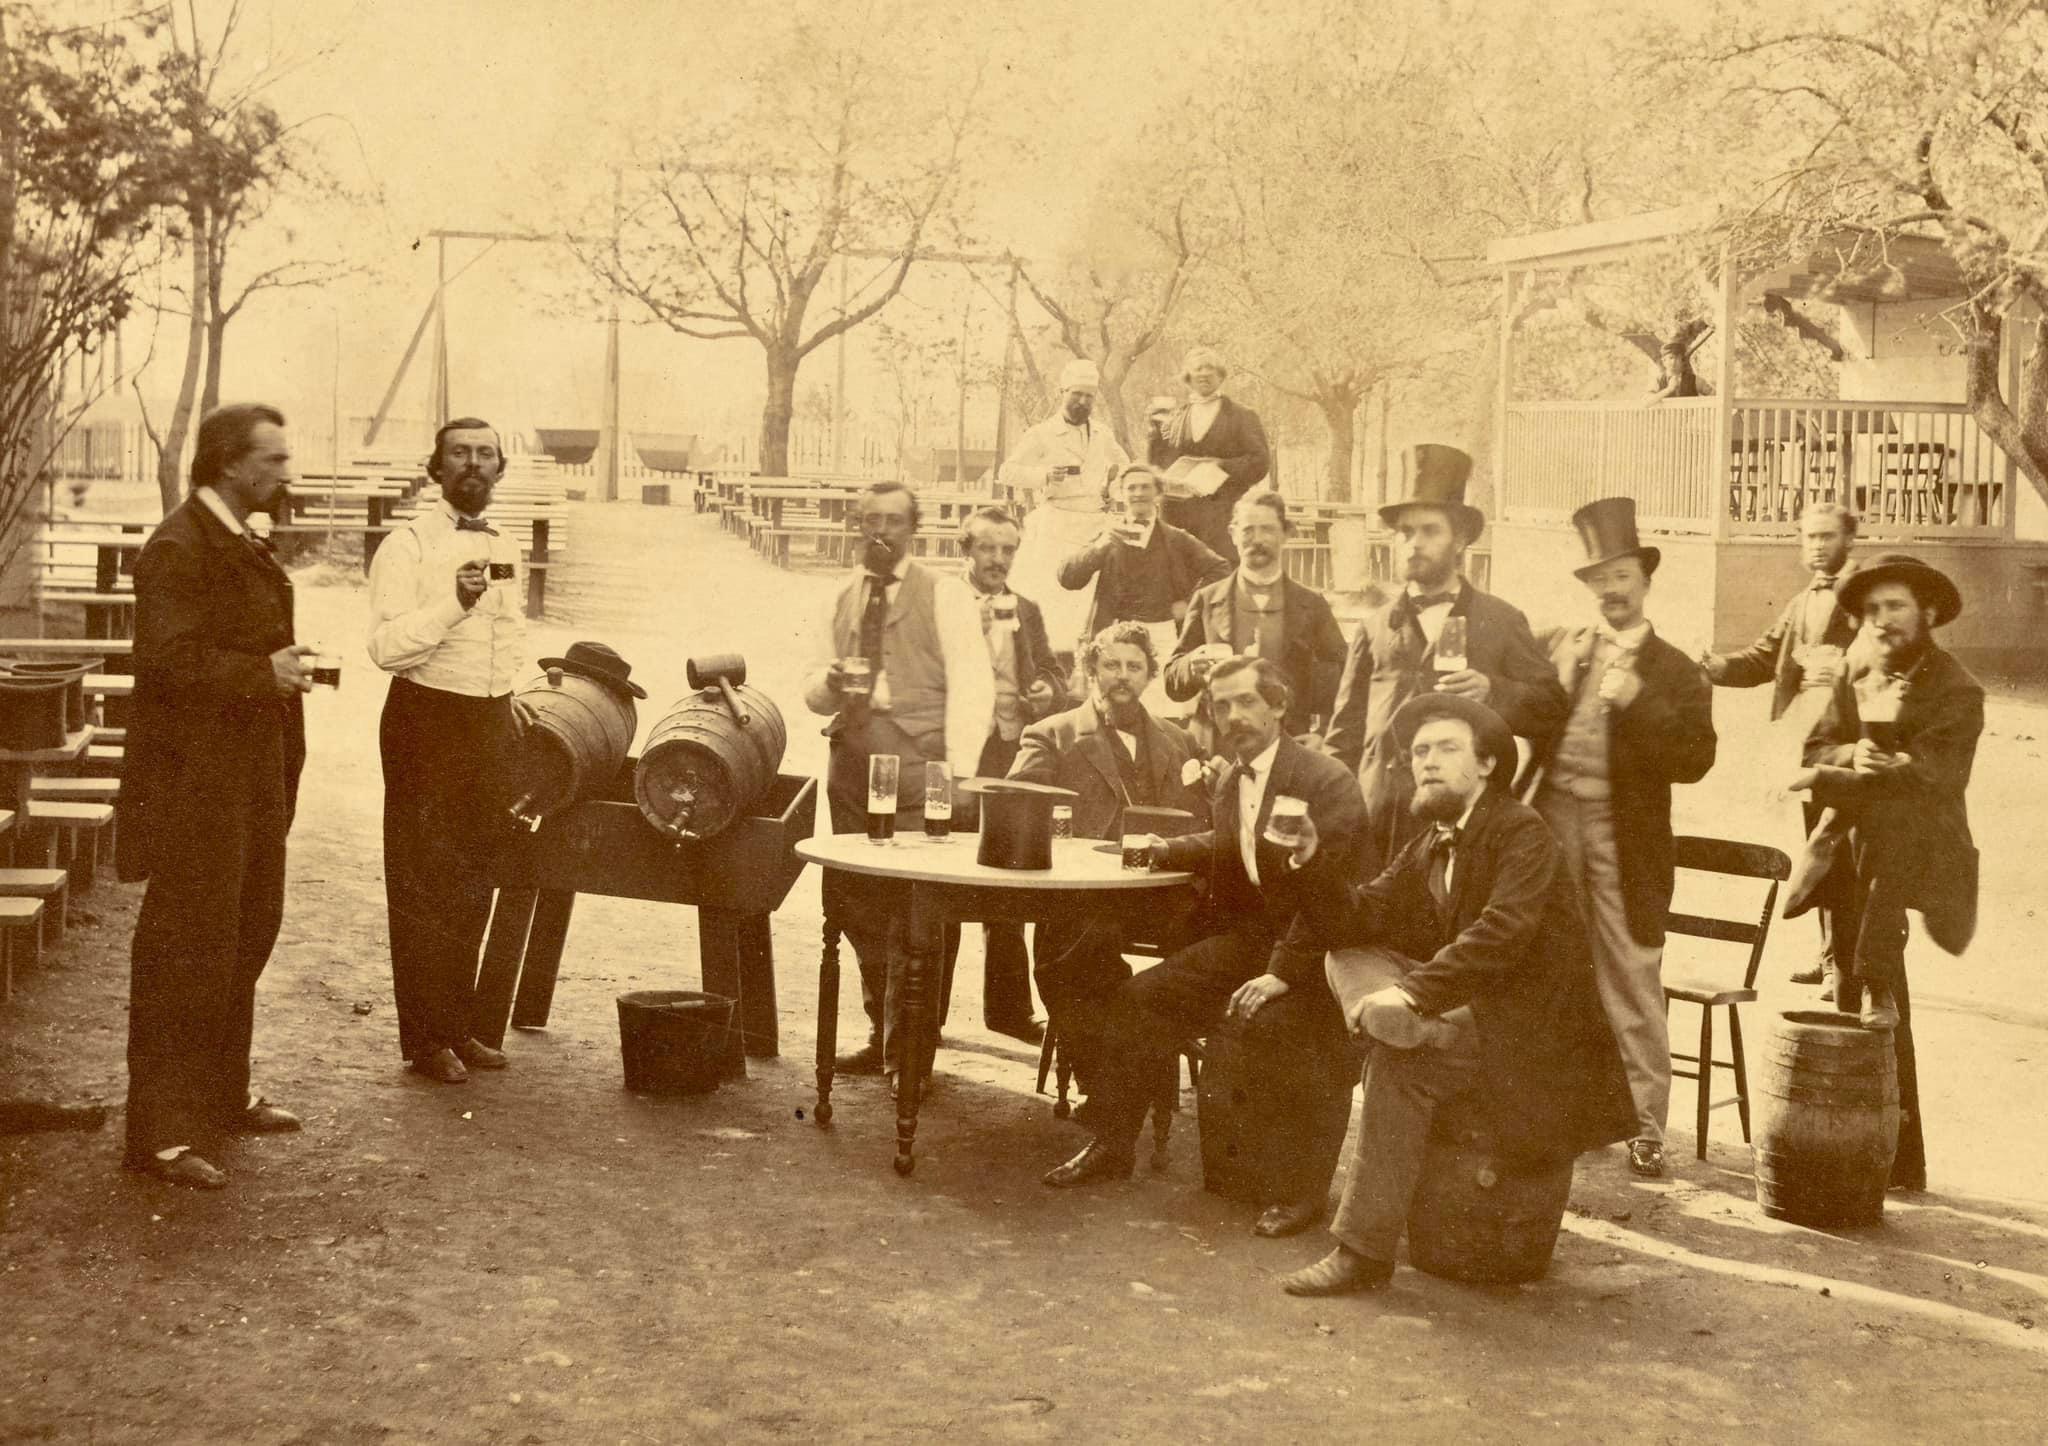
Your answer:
[866,571,894,587]
[1430,825,1461,856]
[455,516,498,535]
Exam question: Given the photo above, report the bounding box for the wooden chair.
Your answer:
[1662,835,1791,1160]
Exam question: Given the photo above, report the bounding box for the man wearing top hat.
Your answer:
[802,480,995,1092]
[1701,501,1864,989]
[1044,656,1363,1242]
[1149,345,1272,564]
[1164,490,1348,741]
[1783,553,1982,1190]
[368,416,546,1085]
[1528,497,1716,1178]
[1322,445,1566,873]
[1008,620,1205,1099]
[1271,693,1636,1294]
[1000,357,1132,651]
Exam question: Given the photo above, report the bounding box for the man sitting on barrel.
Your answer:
[1275,693,1634,1295]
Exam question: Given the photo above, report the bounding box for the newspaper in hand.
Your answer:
[1160,456,1230,500]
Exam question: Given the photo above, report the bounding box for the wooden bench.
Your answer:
[31,776,118,804]
[26,800,115,886]
[0,867,69,949]
[0,896,46,1002]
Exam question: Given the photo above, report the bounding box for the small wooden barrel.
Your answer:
[1753,1009,1900,1227]
[633,683,786,840]
[506,671,638,824]
[1406,1135,1574,1285]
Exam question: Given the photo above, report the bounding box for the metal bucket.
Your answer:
[505,670,637,826]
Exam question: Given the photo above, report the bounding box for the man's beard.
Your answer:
[1099,690,1143,728]
[862,533,901,574]
[1409,779,1467,823]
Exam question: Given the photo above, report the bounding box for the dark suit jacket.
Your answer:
[1163,574,1348,736]
[116,496,306,883]
[1323,580,1567,859]
[1788,644,1983,954]
[1534,625,1718,946]
[1056,520,1230,640]
[1282,790,1637,1165]
[1157,734,1365,989]
[1008,701,1203,841]
[1006,592,1071,720]
[1147,395,1271,511]
[1703,562,1862,720]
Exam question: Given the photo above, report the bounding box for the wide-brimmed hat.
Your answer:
[1390,692,1518,790]
[1378,444,1484,542]
[1569,496,1660,579]
[537,640,648,699]
[1837,552,1962,626]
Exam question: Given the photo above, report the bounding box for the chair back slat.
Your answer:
[1668,836,1791,992]
[1665,912,1757,946]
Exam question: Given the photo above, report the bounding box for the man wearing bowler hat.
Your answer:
[1322,444,1566,873]
[368,416,542,1085]
[1149,345,1272,564]
[1783,553,1981,1190]
[1529,497,1716,1178]
[1272,693,1635,1295]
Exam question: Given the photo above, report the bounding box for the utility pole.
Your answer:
[430,234,449,429]
[833,257,848,474]
[595,170,624,502]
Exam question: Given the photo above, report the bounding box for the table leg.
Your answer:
[815,914,841,1127]
[510,889,576,1028]
[894,882,941,1176]
[471,886,539,1049]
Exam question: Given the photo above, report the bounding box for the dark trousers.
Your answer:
[380,677,514,1062]
[1802,798,1837,972]
[1093,927,1353,1206]
[1329,1037,1484,1263]
[125,792,288,1162]
[1826,864,1925,1187]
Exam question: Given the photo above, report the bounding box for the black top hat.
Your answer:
[1837,552,1962,627]
[1569,496,1661,579]
[1389,693,1518,790]
[536,640,648,699]
[960,777,1078,870]
[1378,444,1483,541]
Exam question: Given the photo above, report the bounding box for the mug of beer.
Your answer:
[1051,804,1074,840]
[1263,795,1308,849]
[488,560,516,583]
[1859,685,1903,752]
[839,655,874,698]
[923,762,952,840]
[1121,832,1153,872]
[989,594,1019,632]
[309,649,343,689]
[1434,616,1468,674]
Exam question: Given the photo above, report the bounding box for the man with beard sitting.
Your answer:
[1273,694,1635,1294]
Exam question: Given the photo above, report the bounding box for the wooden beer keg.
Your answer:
[633,654,787,840]
[1405,1134,1575,1285]
[505,668,638,826]
[1753,1009,1900,1227]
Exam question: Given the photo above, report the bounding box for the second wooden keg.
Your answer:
[1753,1009,1901,1227]
[633,680,787,840]
[505,669,638,826]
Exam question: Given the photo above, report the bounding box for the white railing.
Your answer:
[1502,398,1719,532]
[1728,400,2011,533]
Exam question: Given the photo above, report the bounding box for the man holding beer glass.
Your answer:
[1043,657,1362,1241]
[1057,465,1228,688]
[1783,553,1982,1190]
[802,481,994,1090]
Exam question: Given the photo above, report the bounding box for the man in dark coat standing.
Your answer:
[1044,657,1364,1240]
[1164,491,1347,739]
[1321,444,1566,872]
[1786,553,1982,1190]
[1530,497,1716,1179]
[1274,694,1636,1295]
[1059,463,1229,650]
[1008,620,1205,1095]
[1702,501,1863,987]
[1149,346,1271,563]
[119,403,312,1189]
[953,506,1070,1041]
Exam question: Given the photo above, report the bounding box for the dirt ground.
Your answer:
[4,506,2047,1444]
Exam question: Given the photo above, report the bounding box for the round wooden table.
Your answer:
[794,833,1194,1175]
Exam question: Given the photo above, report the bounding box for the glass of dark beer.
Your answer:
[1859,689,1901,752]
[1262,795,1307,848]
[867,754,899,844]
[840,655,874,699]
[923,763,951,840]
[310,650,343,689]
[1051,804,1073,840]
[488,561,516,583]
[1121,832,1152,872]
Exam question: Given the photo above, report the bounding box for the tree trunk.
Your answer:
[1963,305,2048,508]
[1316,385,1360,504]
[201,295,227,417]
[154,213,210,513]
[759,347,796,477]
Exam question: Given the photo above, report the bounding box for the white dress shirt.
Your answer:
[366,500,527,697]
[1597,618,1652,652]
[194,486,246,536]
[1405,579,1462,647]
[1187,395,1223,447]
[804,558,996,781]
[995,412,1131,508]
[1235,736,1282,886]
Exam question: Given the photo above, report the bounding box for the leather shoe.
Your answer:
[139,1151,228,1190]
[1860,988,1900,1031]
[234,1100,302,1134]
[1788,963,1825,985]
[1042,1139,1135,1188]
[455,1038,508,1070]
[1254,1196,1326,1238]
[987,1016,1046,1046]
[834,1037,885,1075]
[1280,1247,1394,1296]
[409,1048,469,1084]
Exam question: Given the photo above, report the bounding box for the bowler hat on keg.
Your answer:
[537,640,648,699]
[1378,444,1484,543]
[1569,496,1660,579]
[1389,693,1517,792]
[1836,552,1962,627]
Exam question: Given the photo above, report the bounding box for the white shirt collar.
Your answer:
[195,486,245,536]
[1405,578,1462,605]
[1240,736,1282,783]
[1597,619,1652,650]
[1238,565,1285,590]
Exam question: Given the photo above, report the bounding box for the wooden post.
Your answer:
[431,235,450,429]
[525,517,549,619]
[471,886,540,1049]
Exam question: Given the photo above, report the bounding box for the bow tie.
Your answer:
[1430,824,1461,856]
[866,571,895,587]
[1596,624,1641,648]
[1809,574,1837,592]
[1410,592,1457,610]
[455,516,498,535]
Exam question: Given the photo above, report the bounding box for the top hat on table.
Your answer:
[1836,552,1963,626]
[960,777,1079,870]
[536,640,649,700]
[1569,496,1661,579]
[1379,445,1483,542]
